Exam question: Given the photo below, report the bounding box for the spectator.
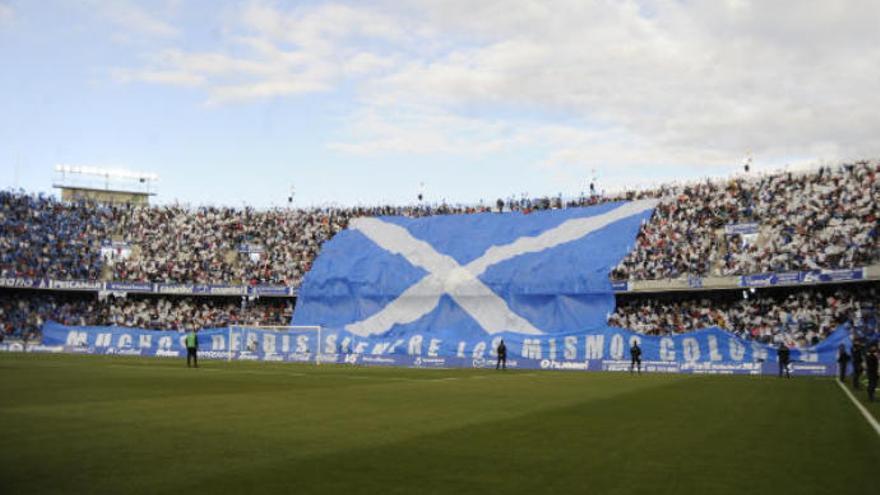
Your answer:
[0,291,293,338]
[608,284,877,348]
[613,160,880,280]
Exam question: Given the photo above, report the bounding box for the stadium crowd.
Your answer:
[0,189,643,287]
[110,205,341,286]
[608,284,877,347]
[4,161,877,289]
[0,191,113,280]
[612,160,880,280]
[2,160,880,346]
[0,291,293,339]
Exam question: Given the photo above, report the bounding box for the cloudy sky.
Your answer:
[1,0,878,207]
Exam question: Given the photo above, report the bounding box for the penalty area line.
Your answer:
[835,379,880,438]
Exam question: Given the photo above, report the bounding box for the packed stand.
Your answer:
[2,159,879,288]
[608,283,878,347]
[108,192,659,285]
[0,191,113,280]
[0,290,293,339]
[613,160,880,280]
[0,188,637,288]
[109,204,483,286]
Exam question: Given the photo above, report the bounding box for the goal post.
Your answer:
[226,324,323,364]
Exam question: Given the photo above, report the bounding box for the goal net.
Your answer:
[227,325,323,364]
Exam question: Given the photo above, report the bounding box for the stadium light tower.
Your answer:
[53,164,159,205]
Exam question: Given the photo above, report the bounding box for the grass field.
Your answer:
[1,353,878,495]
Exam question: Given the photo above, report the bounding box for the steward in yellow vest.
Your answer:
[186,330,199,368]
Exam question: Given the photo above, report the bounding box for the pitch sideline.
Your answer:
[836,379,880,438]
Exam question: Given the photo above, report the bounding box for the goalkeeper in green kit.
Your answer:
[186,329,199,368]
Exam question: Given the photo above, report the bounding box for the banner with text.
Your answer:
[36,321,844,375]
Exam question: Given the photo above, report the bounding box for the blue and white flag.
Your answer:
[293,200,656,341]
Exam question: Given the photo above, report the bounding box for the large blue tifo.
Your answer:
[294,200,658,340]
[287,199,842,374]
[20,200,846,375]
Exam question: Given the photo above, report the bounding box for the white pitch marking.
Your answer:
[836,379,880,438]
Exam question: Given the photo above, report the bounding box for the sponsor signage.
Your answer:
[187,284,246,296]
[412,356,446,368]
[48,280,103,291]
[740,267,864,288]
[253,285,291,297]
[0,267,866,298]
[157,284,195,294]
[610,280,629,292]
[802,268,863,283]
[541,359,589,370]
[361,355,398,365]
[25,344,64,354]
[0,277,47,289]
[105,282,154,292]
[287,353,314,363]
[740,272,776,287]
[774,271,802,285]
[0,278,295,297]
[680,361,763,375]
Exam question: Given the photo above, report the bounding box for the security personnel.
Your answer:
[496,339,507,370]
[836,344,850,382]
[186,329,199,368]
[630,341,642,374]
[851,342,863,389]
[866,346,878,403]
[777,342,791,378]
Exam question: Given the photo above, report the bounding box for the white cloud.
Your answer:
[338,0,880,175]
[328,105,532,155]
[92,0,178,39]
[114,2,403,103]
[111,67,204,87]
[111,0,880,181]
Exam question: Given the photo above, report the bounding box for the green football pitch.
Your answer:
[1,353,878,495]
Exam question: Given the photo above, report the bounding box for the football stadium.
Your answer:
[2,2,880,494]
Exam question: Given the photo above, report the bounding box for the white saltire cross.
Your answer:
[345,199,657,337]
